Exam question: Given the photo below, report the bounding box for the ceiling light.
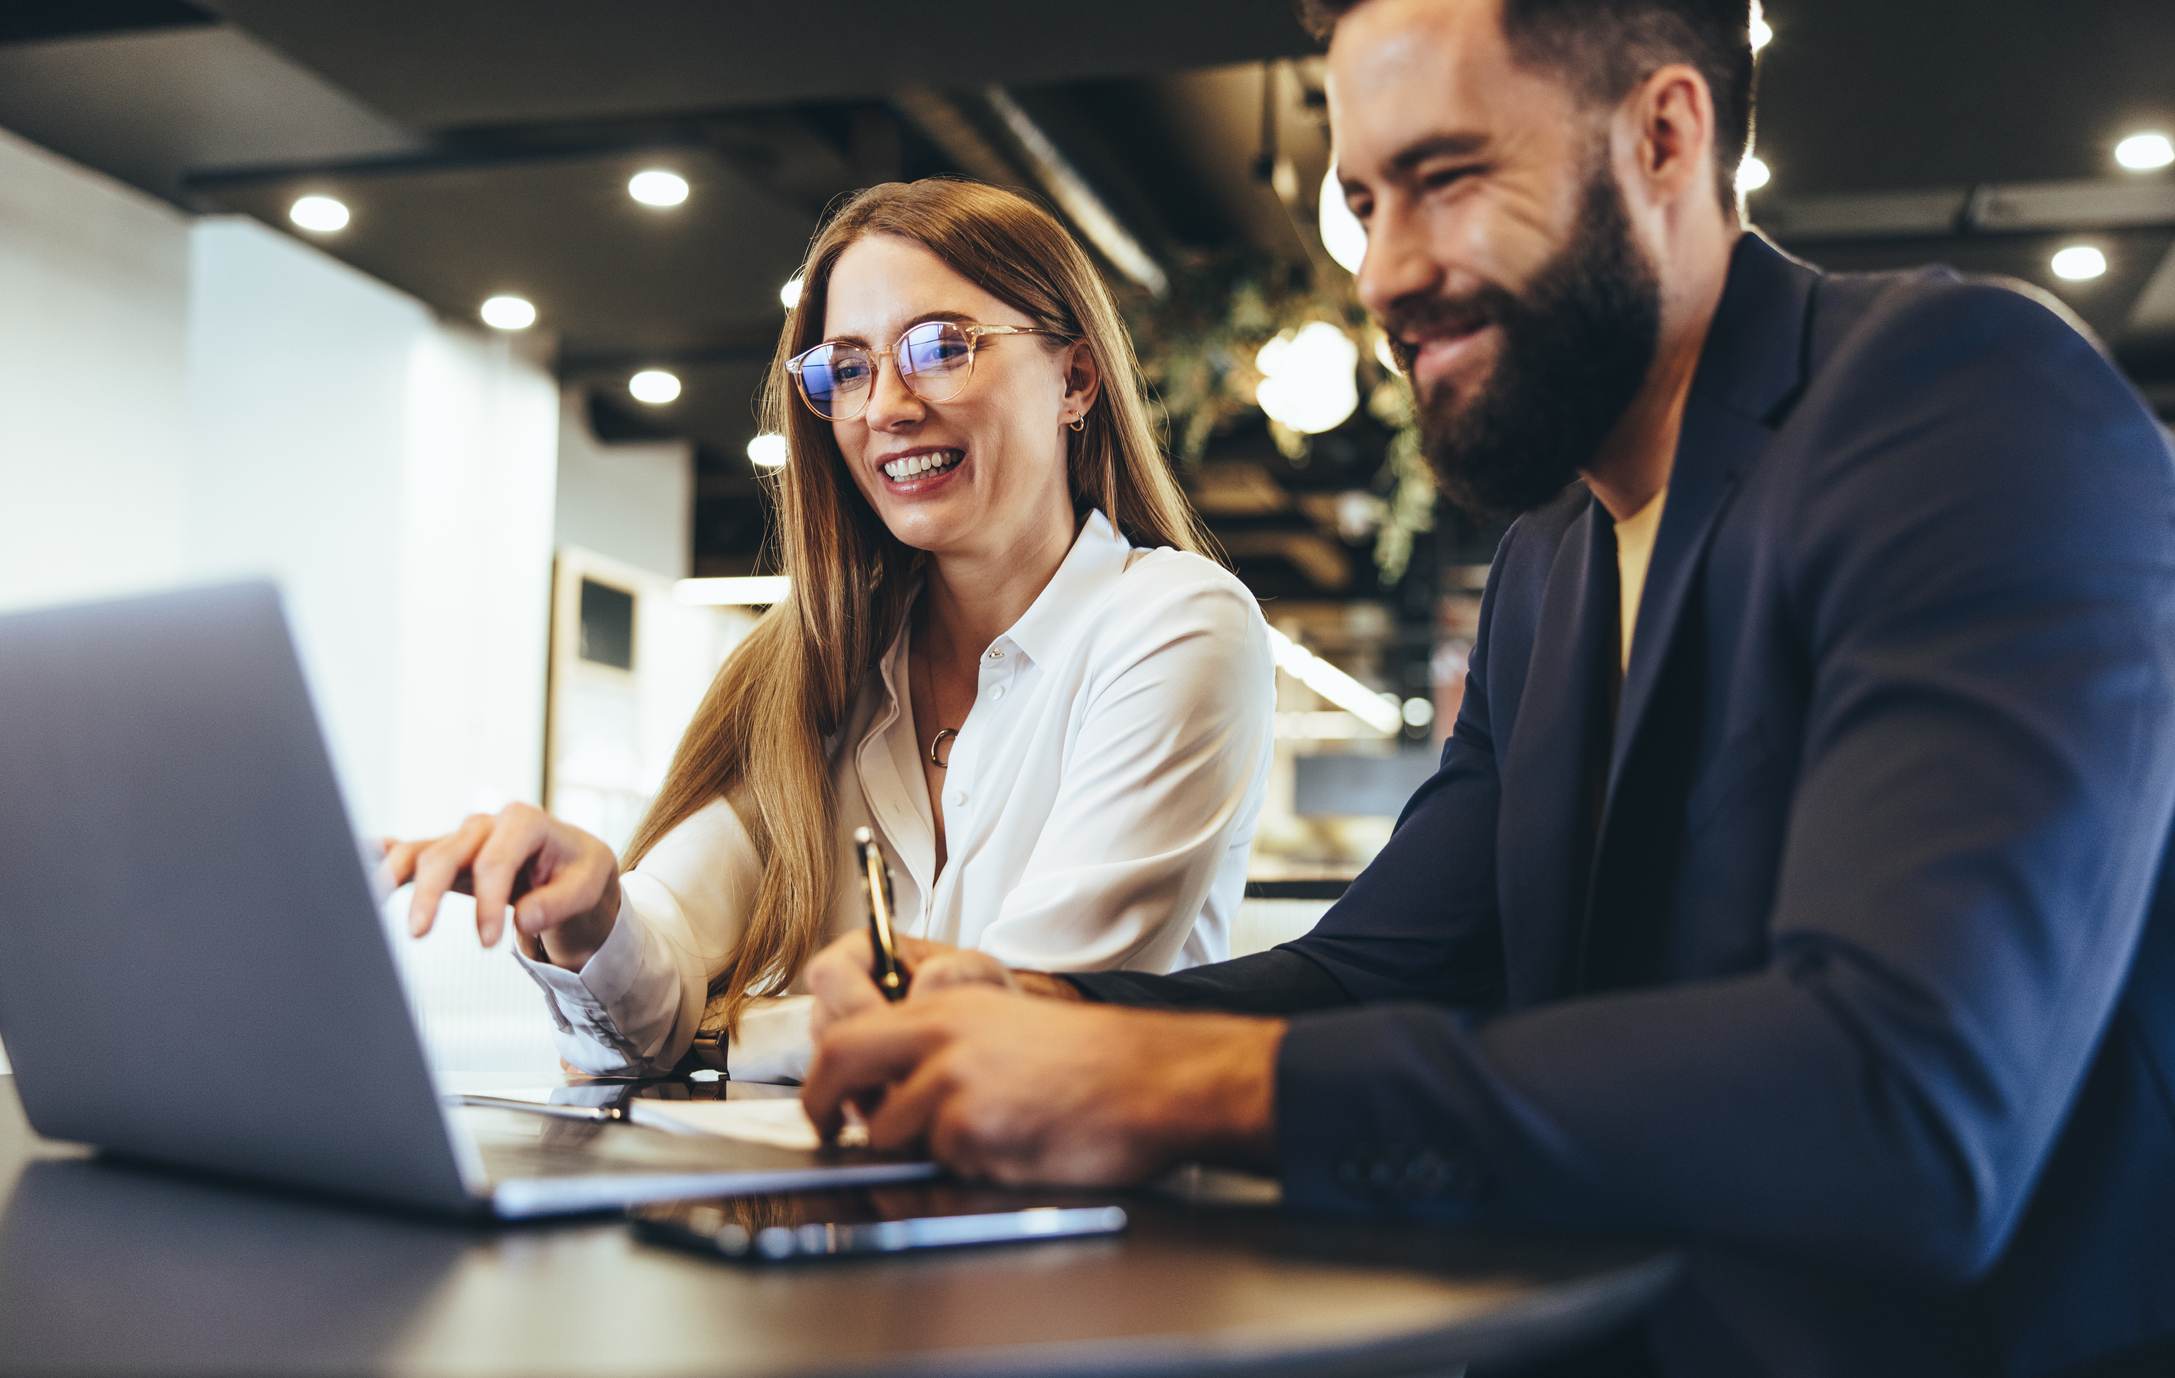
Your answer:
[629,369,682,405]
[479,295,536,331]
[1402,697,1436,730]
[1750,7,1773,52]
[288,195,350,233]
[2114,132,2174,172]
[2051,245,2108,282]
[1318,166,1368,276]
[746,433,788,469]
[627,169,689,208]
[780,276,804,311]
[674,576,789,606]
[1255,321,1361,435]
[1736,155,1772,194]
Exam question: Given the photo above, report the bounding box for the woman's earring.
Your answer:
[1069,414,1087,432]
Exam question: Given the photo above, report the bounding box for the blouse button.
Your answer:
[989,684,1007,702]
[950,790,967,809]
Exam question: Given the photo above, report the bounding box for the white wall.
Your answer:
[0,127,192,611]
[554,391,693,580]
[0,131,574,1081]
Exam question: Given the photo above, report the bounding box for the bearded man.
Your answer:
[799,2,2175,1372]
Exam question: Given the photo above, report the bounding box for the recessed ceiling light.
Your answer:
[1736,154,1772,194]
[288,195,350,233]
[629,369,682,405]
[2114,132,2174,172]
[480,295,537,330]
[2051,245,2108,282]
[628,169,689,208]
[780,276,804,311]
[747,433,788,469]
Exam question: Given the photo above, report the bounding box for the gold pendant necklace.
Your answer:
[912,628,961,770]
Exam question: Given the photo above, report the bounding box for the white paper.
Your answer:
[628,1097,868,1150]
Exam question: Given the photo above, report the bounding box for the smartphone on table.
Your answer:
[630,1186,1127,1263]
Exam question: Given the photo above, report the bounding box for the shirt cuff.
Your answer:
[511,893,680,1073]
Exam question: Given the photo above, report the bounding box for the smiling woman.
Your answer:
[380,178,1277,1082]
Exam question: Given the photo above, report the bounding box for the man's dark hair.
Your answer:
[1301,0,1757,215]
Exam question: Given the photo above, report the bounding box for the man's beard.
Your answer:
[1387,164,1662,519]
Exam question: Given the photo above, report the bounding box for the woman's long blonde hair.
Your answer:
[622,177,1217,1033]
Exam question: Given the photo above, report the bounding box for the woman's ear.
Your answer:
[1061,340,1102,425]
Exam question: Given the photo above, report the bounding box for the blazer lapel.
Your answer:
[1578,233,1817,989]
[1497,499,1620,1005]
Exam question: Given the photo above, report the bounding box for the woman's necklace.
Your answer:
[911,625,961,770]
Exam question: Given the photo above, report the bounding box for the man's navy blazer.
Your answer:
[1077,234,2175,1376]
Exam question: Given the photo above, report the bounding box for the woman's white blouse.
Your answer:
[515,510,1275,1082]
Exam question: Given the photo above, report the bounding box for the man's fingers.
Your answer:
[909,950,1014,997]
[805,937,888,1038]
[470,807,550,948]
[862,1054,958,1155]
[406,815,492,939]
[801,1007,952,1143]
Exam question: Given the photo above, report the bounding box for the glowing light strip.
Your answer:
[673,576,790,606]
[1265,628,1401,735]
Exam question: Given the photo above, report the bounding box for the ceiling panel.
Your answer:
[199,0,1316,130]
[197,147,819,359]
[0,26,421,202]
[1755,0,2175,195]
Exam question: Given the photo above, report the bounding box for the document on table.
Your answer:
[629,1097,870,1151]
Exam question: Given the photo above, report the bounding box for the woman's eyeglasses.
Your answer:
[786,319,1072,422]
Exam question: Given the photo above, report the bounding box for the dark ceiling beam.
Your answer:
[0,1,214,44]
[181,139,708,200]
[179,107,855,219]
[561,330,782,381]
[1760,178,2175,243]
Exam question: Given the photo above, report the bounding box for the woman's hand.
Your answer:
[375,803,621,969]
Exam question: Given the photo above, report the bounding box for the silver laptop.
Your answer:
[0,581,934,1218]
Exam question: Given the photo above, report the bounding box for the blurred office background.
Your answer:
[2,1,2171,1080]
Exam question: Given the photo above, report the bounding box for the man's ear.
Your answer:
[1625,62,1721,213]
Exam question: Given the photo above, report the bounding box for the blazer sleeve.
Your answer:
[1271,285,2175,1289]
[1070,531,1514,1015]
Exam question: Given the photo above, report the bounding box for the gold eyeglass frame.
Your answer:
[785,321,1073,422]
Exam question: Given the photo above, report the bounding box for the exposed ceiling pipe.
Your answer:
[894,85,1167,295]
[978,87,1170,297]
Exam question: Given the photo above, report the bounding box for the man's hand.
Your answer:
[804,931,1078,1039]
[800,986,1284,1186]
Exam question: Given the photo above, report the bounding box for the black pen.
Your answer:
[854,826,909,1001]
